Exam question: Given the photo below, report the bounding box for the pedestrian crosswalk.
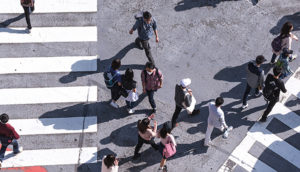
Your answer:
[0,0,98,170]
[219,68,300,172]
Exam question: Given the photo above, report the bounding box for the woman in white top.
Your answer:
[101,154,119,172]
[271,22,298,64]
[157,122,177,171]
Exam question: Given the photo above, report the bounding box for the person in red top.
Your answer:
[0,113,22,168]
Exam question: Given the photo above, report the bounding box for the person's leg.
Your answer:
[242,84,252,105]
[204,124,214,145]
[135,37,143,49]
[141,40,155,65]
[0,138,9,162]
[261,99,278,120]
[134,135,144,157]
[271,53,277,63]
[146,90,156,110]
[171,105,182,128]
[125,101,130,109]
[22,6,31,29]
[148,139,159,150]
[12,140,20,154]
[160,158,167,169]
[111,85,121,101]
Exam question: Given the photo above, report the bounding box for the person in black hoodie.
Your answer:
[122,68,137,114]
[171,78,200,129]
[261,66,287,122]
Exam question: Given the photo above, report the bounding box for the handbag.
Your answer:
[125,90,139,102]
[185,95,196,114]
[163,136,176,159]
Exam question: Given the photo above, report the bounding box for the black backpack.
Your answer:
[103,70,117,89]
[263,79,278,101]
[143,67,161,84]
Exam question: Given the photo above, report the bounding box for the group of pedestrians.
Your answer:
[101,10,298,171]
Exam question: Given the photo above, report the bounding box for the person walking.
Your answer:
[141,62,163,113]
[261,66,287,122]
[0,113,22,168]
[276,48,296,79]
[20,0,34,33]
[129,11,159,65]
[241,55,266,109]
[106,59,122,108]
[122,68,138,114]
[157,122,176,172]
[204,97,232,147]
[271,22,298,64]
[133,114,159,160]
[171,78,200,128]
[101,154,119,172]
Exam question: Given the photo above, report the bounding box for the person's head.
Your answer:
[215,97,224,107]
[111,59,121,70]
[125,68,134,80]
[281,22,293,36]
[138,118,150,134]
[282,48,293,58]
[104,154,116,169]
[273,66,283,77]
[159,122,171,139]
[143,11,152,24]
[145,62,155,73]
[0,113,9,124]
[255,55,266,66]
[180,78,191,88]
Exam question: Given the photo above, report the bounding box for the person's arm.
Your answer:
[158,70,163,88]
[218,111,228,129]
[153,20,159,42]
[291,33,298,41]
[279,80,287,93]
[258,70,265,89]
[130,20,140,34]
[141,71,146,93]
[169,135,177,146]
[10,125,20,140]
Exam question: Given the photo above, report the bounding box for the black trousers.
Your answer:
[110,85,121,101]
[134,135,158,156]
[171,105,182,128]
[135,38,155,65]
[242,83,259,105]
[262,98,278,119]
[23,6,34,29]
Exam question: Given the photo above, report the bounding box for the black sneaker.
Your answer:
[152,108,156,114]
[132,153,141,160]
[163,165,168,172]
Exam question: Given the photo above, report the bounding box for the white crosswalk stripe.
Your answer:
[0,27,97,43]
[219,71,300,172]
[0,56,97,74]
[0,0,97,13]
[2,147,97,168]
[0,0,98,169]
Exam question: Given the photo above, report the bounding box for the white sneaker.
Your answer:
[289,54,297,62]
[241,104,248,109]
[204,141,212,147]
[255,90,262,97]
[110,101,119,108]
[128,109,135,114]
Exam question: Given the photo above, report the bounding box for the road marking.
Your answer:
[281,67,300,103]
[2,147,97,168]
[0,27,97,44]
[10,117,97,135]
[0,56,97,74]
[0,0,97,13]
[0,86,97,105]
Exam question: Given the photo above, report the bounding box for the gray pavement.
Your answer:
[0,0,299,171]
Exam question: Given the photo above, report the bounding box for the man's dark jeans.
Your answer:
[242,83,259,105]
[110,84,121,101]
[146,90,156,109]
[171,105,182,128]
[262,98,278,120]
[23,6,34,29]
[135,38,155,65]
[134,135,158,156]
[0,137,19,162]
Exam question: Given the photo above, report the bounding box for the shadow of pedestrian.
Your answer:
[59,58,100,84]
[0,14,25,27]
[174,0,240,12]
[99,42,144,73]
[0,27,28,34]
[270,12,300,35]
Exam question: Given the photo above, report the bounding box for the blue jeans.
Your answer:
[146,90,156,109]
[0,137,19,162]
[126,101,135,109]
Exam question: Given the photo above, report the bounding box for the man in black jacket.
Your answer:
[171,78,200,128]
[260,66,287,122]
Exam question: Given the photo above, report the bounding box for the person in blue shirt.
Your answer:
[276,48,296,79]
[109,59,122,108]
[129,11,159,65]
